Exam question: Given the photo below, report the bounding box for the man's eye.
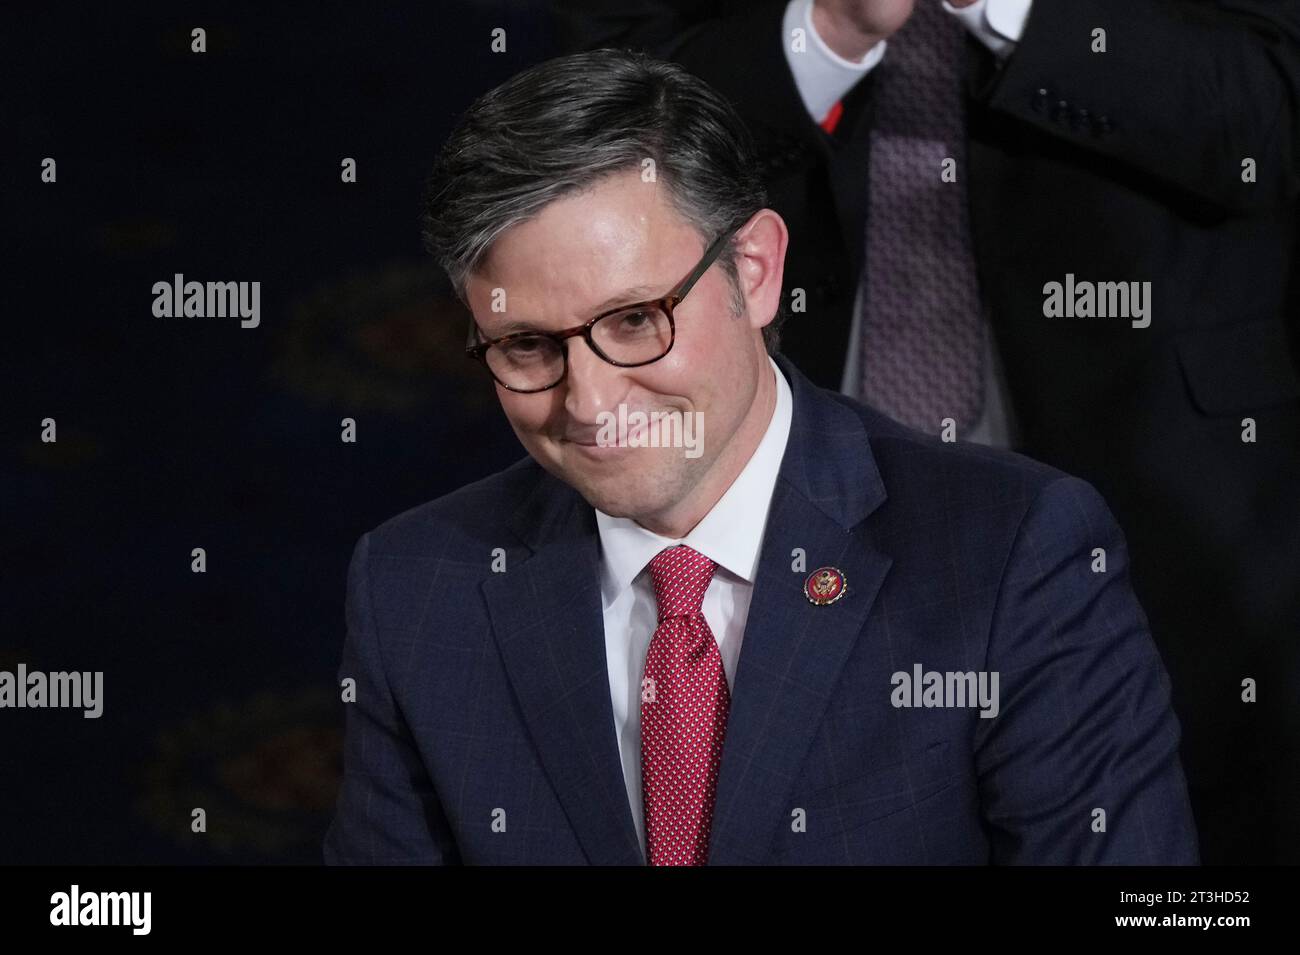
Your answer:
[616,310,656,331]
[500,338,548,360]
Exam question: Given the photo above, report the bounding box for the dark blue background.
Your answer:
[3,1,551,863]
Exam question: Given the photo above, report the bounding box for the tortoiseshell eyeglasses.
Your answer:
[465,223,743,393]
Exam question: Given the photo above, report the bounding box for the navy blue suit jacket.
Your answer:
[324,354,1199,864]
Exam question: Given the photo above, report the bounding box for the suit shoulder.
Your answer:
[361,454,544,556]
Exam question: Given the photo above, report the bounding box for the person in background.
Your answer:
[552,0,1300,862]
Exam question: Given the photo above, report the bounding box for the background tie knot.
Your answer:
[647,545,715,621]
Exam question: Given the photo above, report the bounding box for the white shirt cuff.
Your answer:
[942,0,1033,59]
[783,0,886,124]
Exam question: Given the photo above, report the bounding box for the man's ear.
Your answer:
[733,209,788,333]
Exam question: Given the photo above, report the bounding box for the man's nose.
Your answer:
[562,338,628,423]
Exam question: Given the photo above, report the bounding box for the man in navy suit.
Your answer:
[323,48,1197,864]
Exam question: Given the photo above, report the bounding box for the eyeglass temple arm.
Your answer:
[672,226,739,301]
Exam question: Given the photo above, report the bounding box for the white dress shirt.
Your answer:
[595,355,793,861]
[782,0,1032,448]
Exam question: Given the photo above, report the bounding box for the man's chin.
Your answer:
[577,486,665,520]
[535,445,695,519]
[567,471,675,521]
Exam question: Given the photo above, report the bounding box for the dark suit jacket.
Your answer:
[324,354,1198,864]
[552,0,1300,864]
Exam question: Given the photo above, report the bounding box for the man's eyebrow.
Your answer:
[589,284,661,312]
[488,319,548,336]
[483,285,666,336]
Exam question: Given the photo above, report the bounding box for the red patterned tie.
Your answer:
[640,544,731,865]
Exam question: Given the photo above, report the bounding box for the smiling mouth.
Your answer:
[567,433,640,452]
[566,420,648,449]
[575,444,620,453]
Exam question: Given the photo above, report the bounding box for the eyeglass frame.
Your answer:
[464,221,745,393]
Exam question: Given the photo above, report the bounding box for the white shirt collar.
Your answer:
[593,356,793,606]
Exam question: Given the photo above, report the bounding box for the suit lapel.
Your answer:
[480,476,644,865]
[706,355,892,864]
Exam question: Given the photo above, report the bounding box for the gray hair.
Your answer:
[420,48,784,354]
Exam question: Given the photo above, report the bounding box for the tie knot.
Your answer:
[647,545,716,621]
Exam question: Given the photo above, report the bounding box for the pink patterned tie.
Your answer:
[640,544,731,866]
[859,0,985,432]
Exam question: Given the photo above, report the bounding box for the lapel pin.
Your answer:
[804,566,847,605]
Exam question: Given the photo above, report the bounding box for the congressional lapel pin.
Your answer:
[804,566,847,606]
